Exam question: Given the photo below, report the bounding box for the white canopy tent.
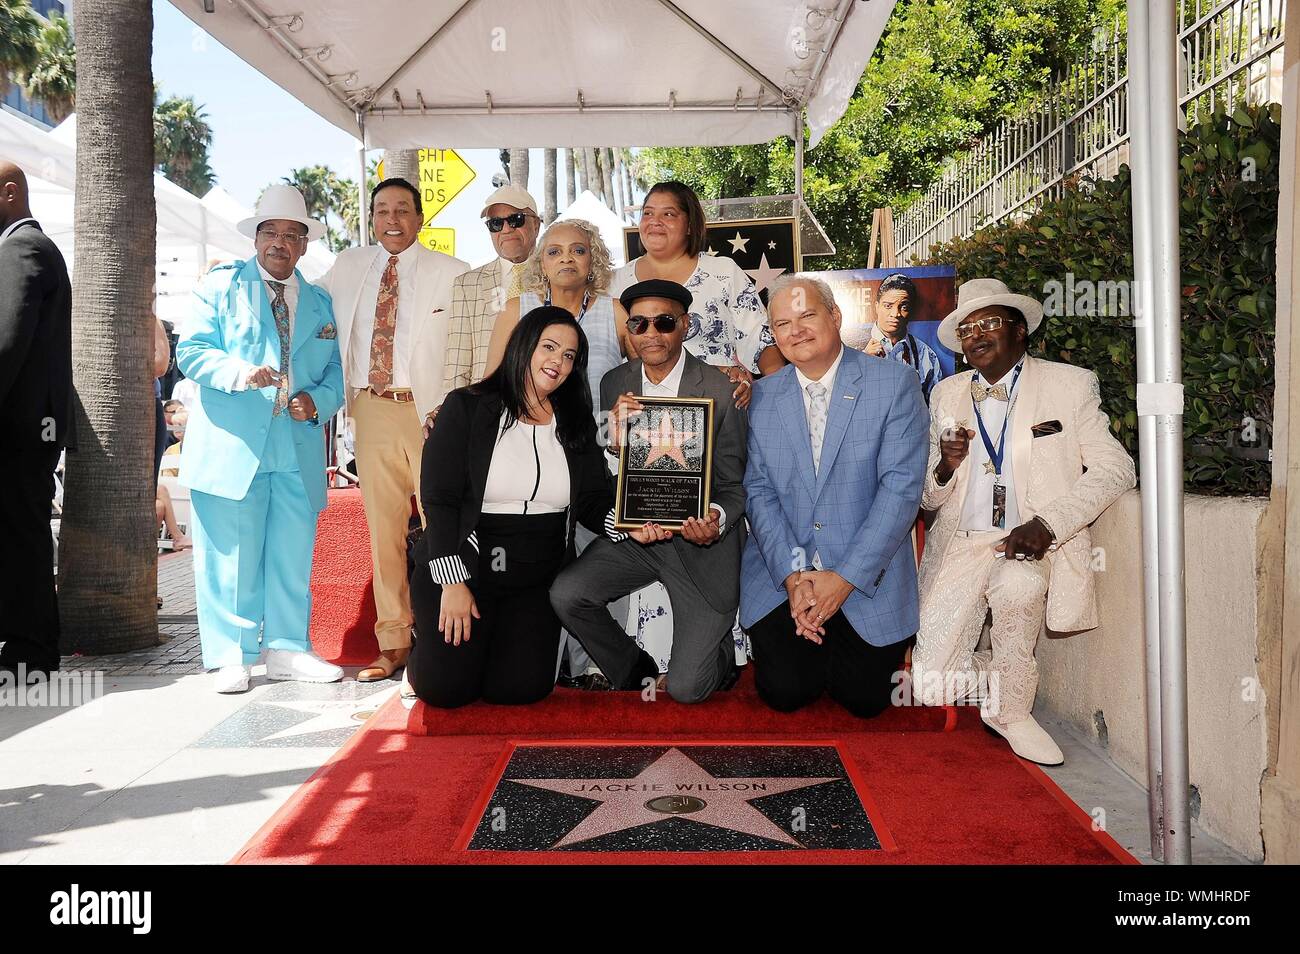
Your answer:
[165,0,1197,863]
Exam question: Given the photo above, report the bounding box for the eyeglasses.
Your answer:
[485,212,533,233]
[626,314,681,335]
[256,228,308,245]
[955,315,1007,339]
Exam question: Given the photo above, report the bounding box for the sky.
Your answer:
[150,0,605,267]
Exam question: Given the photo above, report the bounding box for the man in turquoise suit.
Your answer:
[177,185,346,693]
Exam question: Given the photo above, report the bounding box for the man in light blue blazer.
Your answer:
[177,185,346,693]
[741,274,929,717]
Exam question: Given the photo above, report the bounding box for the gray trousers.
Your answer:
[560,525,622,677]
[550,537,735,703]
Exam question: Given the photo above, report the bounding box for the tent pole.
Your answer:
[793,112,805,205]
[357,110,370,247]
[1125,0,1166,862]
[1147,0,1192,864]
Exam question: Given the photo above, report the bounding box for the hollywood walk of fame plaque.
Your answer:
[614,396,713,531]
[461,743,886,852]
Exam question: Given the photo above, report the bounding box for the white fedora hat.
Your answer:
[937,278,1044,352]
[237,184,326,242]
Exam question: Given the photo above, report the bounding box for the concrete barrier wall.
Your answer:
[1035,490,1272,860]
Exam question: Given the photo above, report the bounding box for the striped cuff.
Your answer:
[467,530,479,553]
[604,508,629,542]
[428,556,471,586]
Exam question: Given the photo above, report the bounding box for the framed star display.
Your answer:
[613,396,714,531]
[624,216,800,303]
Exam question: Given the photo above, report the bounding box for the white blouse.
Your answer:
[611,254,774,373]
[481,412,571,514]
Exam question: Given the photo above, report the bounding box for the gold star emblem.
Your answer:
[984,460,997,475]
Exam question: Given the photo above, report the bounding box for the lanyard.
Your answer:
[972,362,1024,478]
[544,289,591,320]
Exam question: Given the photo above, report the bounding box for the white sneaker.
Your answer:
[213,664,251,694]
[981,712,1064,765]
[265,649,343,684]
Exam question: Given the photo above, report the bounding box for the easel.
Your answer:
[867,207,898,269]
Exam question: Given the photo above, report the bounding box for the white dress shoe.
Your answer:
[213,664,251,694]
[265,649,343,684]
[981,712,1065,766]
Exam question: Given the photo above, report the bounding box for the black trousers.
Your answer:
[0,447,62,672]
[747,600,912,719]
[408,511,566,708]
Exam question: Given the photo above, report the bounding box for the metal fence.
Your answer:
[895,0,1287,263]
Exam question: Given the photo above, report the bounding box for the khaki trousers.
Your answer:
[912,530,1052,724]
[352,388,425,651]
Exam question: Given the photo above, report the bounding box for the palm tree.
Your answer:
[543,148,557,224]
[564,148,576,206]
[21,10,76,123]
[509,148,529,189]
[0,0,40,101]
[276,165,355,252]
[59,0,160,654]
[154,94,216,195]
[340,156,379,245]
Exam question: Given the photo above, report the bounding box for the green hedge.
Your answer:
[924,102,1281,496]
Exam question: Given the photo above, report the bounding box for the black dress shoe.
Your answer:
[614,649,660,691]
[717,664,742,692]
[556,673,585,690]
[580,673,614,691]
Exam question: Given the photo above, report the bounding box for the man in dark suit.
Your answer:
[550,279,747,703]
[0,160,73,677]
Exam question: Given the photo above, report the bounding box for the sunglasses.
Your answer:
[485,212,533,233]
[256,228,308,245]
[955,315,1008,339]
[626,314,681,335]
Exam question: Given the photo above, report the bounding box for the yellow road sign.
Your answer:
[419,227,455,256]
[376,149,475,223]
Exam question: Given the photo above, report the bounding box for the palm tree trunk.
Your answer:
[583,148,600,201]
[602,148,618,212]
[59,0,159,654]
[543,148,557,224]
[508,148,529,190]
[577,147,590,195]
[564,148,577,206]
[624,151,636,207]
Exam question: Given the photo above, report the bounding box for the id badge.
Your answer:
[991,482,1007,530]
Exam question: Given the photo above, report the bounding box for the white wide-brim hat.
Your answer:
[937,278,1044,352]
[237,184,326,242]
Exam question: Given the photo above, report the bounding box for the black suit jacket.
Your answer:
[599,352,748,614]
[419,386,614,584]
[0,221,73,452]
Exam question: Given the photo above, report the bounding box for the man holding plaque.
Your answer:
[912,279,1134,764]
[741,275,928,718]
[550,279,747,703]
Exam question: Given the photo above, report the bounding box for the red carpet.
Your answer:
[309,489,379,666]
[234,672,1137,865]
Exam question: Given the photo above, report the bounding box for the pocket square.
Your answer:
[315,323,338,340]
[1031,420,1063,437]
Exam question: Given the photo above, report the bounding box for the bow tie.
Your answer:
[971,379,1009,402]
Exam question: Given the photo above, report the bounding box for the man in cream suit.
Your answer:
[440,184,541,403]
[177,186,346,693]
[912,279,1135,764]
[318,178,468,681]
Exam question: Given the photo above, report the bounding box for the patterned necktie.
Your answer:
[267,281,290,415]
[971,378,1009,402]
[369,255,400,393]
[806,381,829,473]
[505,261,525,300]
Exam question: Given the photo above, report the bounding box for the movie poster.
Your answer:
[802,265,960,403]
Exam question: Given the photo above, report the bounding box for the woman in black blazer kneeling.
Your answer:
[409,306,614,707]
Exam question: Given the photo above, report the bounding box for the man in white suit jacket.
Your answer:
[912,279,1135,765]
[318,178,468,681]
